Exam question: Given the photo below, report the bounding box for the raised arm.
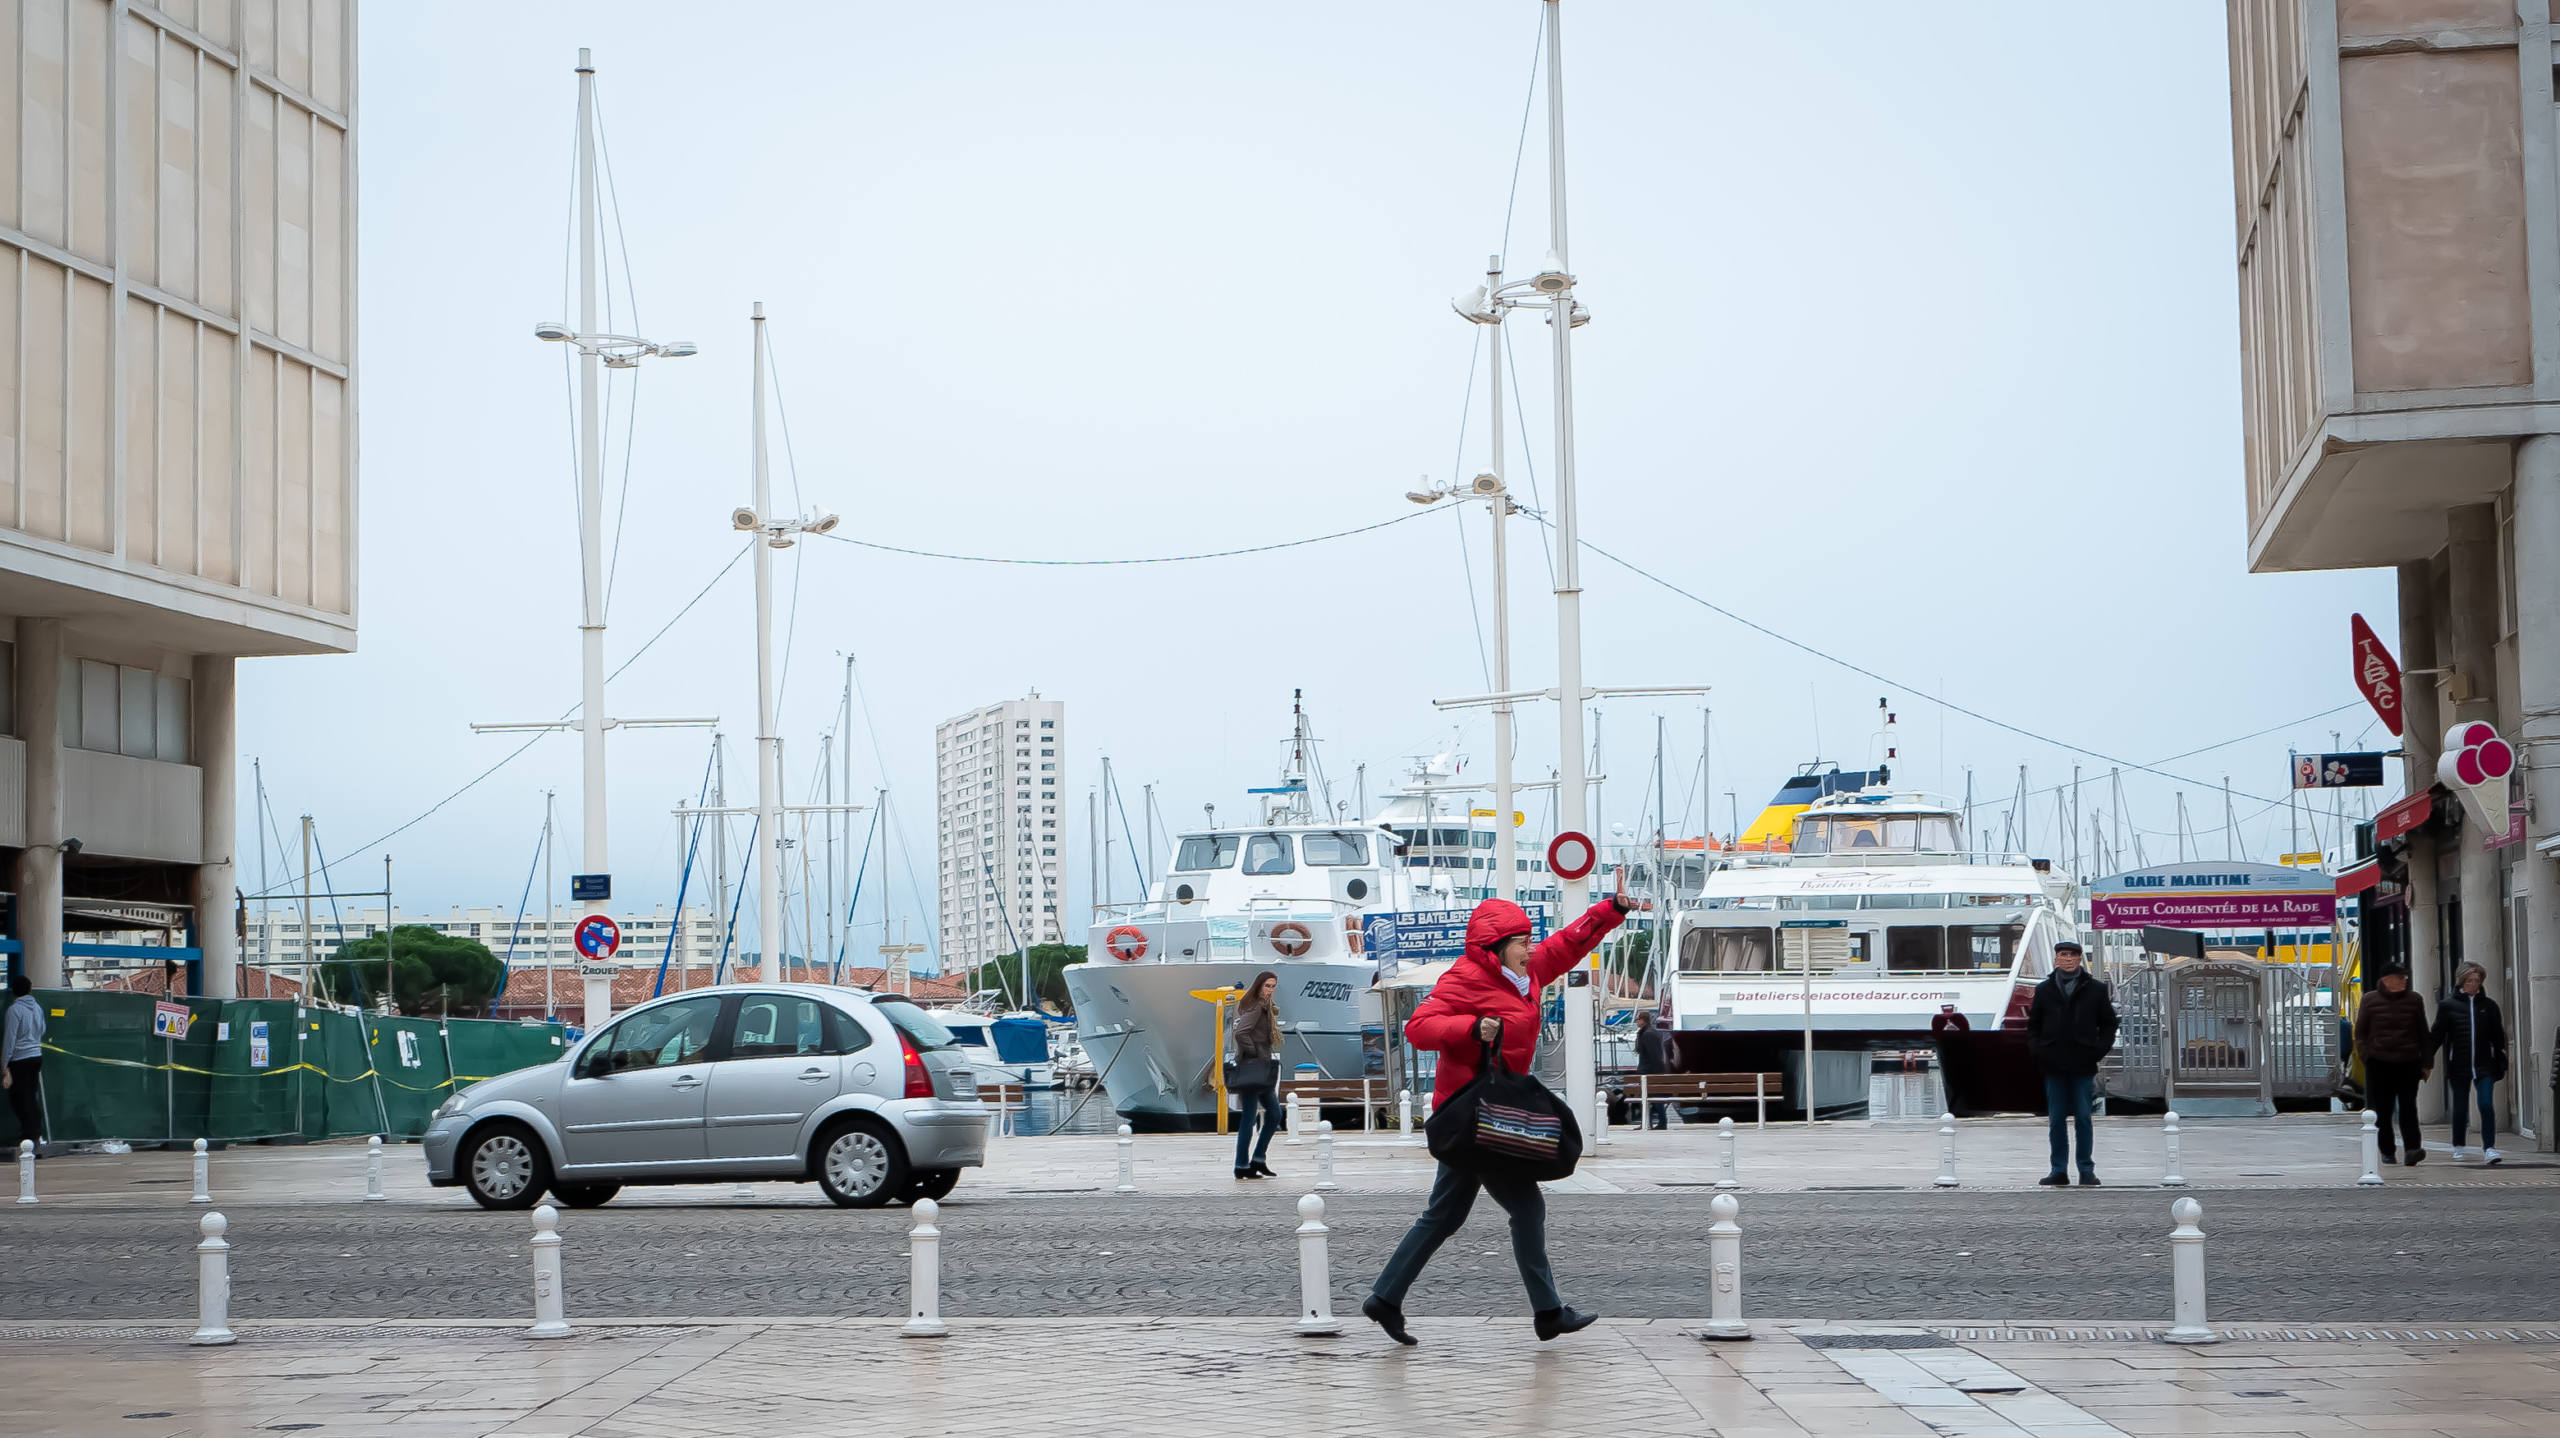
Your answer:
[1527,899,1629,989]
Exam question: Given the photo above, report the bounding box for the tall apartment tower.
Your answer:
[935,693,1065,974]
[0,1,358,997]
[2224,1,2560,1144]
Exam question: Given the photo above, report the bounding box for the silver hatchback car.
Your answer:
[423,985,987,1210]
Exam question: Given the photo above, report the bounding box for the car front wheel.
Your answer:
[462,1123,552,1211]
[814,1118,908,1208]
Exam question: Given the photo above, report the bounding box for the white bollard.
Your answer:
[363,1135,387,1202]
[1700,1193,1749,1340]
[2160,1111,2186,1188]
[1592,1087,1608,1145]
[528,1204,569,1339]
[1314,1120,1339,1192]
[17,1139,34,1204]
[191,1138,212,1204]
[1716,1116,1740,1190]
[2162,1197,2219,1344]
[190,1211,235,1346]
[902,1197,947,1338]
[1293,1194,1340,1335]
[1285,1091,1304,1145]
[2357,1108,2384,1186]
[1934,1111,1959,1187]
[1397,1091,1414,1141]
[1115,1123,1137,1194]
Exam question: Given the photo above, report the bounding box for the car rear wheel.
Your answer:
[551,1181,620,1208]
[902,1168,959,1203]
[462,1123,552,1211]
[814,1118,908,1208]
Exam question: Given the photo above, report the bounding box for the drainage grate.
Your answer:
[1797,1332,1956,1350]
[1928,1325,2560,1344]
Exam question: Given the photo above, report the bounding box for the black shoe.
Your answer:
[2077,1173,2101,1187]
[1362,1295,1417,1347]
[2406,1150,2426,1167]
[1250,1160,1277,1178]
[1235,1167,1253,1180]
[1534,1306,1599,1341]
[2038,1173,2070,1187]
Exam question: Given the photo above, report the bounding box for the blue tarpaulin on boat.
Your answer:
[991,1016,1050,1064]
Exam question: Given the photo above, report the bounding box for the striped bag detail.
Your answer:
[1475,1101,1563,1160]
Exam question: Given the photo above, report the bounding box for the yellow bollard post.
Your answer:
[1191,988,1244,1136]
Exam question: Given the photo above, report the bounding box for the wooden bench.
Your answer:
[979,1080,1029,1137]
[1275,1076,1398,1134]
[1614,1072,1784,1130]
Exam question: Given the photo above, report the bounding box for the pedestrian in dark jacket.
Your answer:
[2429,963,2507,1164]
[1230,971,1284,1180]
[2026,941,2118,1186]
[2355,966,2431,1166]
[1361,893,1630,1348]
[1633,1011,1675,1129]
[2,975,44,1153]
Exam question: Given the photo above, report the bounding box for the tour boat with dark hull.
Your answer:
[1662,787,2082,1116]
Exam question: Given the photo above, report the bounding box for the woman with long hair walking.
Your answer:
[1231,970,1285,1179]
[2431,962,2509,1164]
[1361,892,1633,1346]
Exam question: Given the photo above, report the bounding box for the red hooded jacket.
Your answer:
[1405,897,1627,1104]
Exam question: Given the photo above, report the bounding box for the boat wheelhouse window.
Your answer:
[1949,921,2025,971]
[1680,926,1776,972]
[1779,895,1861,911]
[1300,830,1370,866]
[1242,832,1296,875]
[1863,893,1937,910]
[1886,926,1947,972]
[1885,818,1918,848]
[1961,893,2032,907]
[1432,828,1471,847]
[1175,835,1241,871]
[1472,831,1495,849]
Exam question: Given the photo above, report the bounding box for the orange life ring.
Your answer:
[1268,920,1314,958]
[1105,925,1149,962]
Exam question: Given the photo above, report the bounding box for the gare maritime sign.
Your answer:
[2087,860,2337,930]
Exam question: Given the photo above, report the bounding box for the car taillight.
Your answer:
[899,1031,936,1099]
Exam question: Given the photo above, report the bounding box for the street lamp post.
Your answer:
[733,303,839,981]
[499,48,701,1032]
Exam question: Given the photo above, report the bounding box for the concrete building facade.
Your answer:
[0,0,355,998]
[239,903,723,981]
[2225,0,2560,1144]
[934,692,1063,972]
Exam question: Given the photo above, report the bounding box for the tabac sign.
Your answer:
[2350,613,2403,737]
[2087,861,2336,931]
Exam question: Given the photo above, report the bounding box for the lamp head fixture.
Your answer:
[1450,284,1496,324]
[731,507,760,531]
[656,340,699,359]
[805,512,841,536]
[1469,473,1504,497]
[533,322,572,342]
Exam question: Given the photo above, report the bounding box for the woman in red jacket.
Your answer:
[1360,893,1631,1347]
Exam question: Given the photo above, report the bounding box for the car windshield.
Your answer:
[874,998,959,1051]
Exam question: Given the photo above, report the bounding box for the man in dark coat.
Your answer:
[2026,941,2118,1186]
[2355,966,2432,1166]
[1633,1011,1675,1129]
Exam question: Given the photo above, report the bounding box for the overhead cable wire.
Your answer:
[1497,7,1544,268]
[239,542,753,901]
[1448,325,1494,688]
[811,505,1442,567]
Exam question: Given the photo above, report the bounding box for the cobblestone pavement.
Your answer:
[4,1186,2554,1324]
[3,1320,2558,1438]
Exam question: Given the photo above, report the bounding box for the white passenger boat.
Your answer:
[1664,786,2084,1113]
[924,990,1063,1089]
[1063,702,1550,1126]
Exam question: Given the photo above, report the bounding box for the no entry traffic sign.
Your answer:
[573,913,622,962]
[1547,830,1597,881]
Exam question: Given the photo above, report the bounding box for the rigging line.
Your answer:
[1450,328,1493,689]
[765,325,808,709]
[499,821,546,980]
[236,542,753,901]
[845,653,942,966]
[591,93,649,616]
[309,828,352,976]
[1500,322,1559,584]
[1993,701,2371,815]
[809,505,1442,566]
[1497,3,1544,267]
[1109,774,1149,892]
[1545,518,2300,807]
[652,757,715,999]
[591,85,640,336]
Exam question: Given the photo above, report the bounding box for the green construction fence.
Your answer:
[0,990,567,1147]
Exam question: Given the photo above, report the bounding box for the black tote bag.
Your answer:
[1424,1025,1583,1183]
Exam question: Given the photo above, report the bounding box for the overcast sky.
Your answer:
[241,2,2394,969]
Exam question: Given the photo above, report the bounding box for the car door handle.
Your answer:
[670,1075,703,1090]
[798,1068,829,1081]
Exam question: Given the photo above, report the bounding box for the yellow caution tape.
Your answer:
[37,1042,526,1093]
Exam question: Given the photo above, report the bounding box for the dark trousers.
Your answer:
[5,1058,41,1148]
[2448,1072,2498,1150]
[1638,1071,1668,1128]
[1232,1084,1283,1169]
[1371,1160,1561,1314]
[2044,1072,2095,1177]
[2366,1058,2425,1159]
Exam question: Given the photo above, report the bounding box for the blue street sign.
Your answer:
[571,873,611,902]
[1365,906,1551,965]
